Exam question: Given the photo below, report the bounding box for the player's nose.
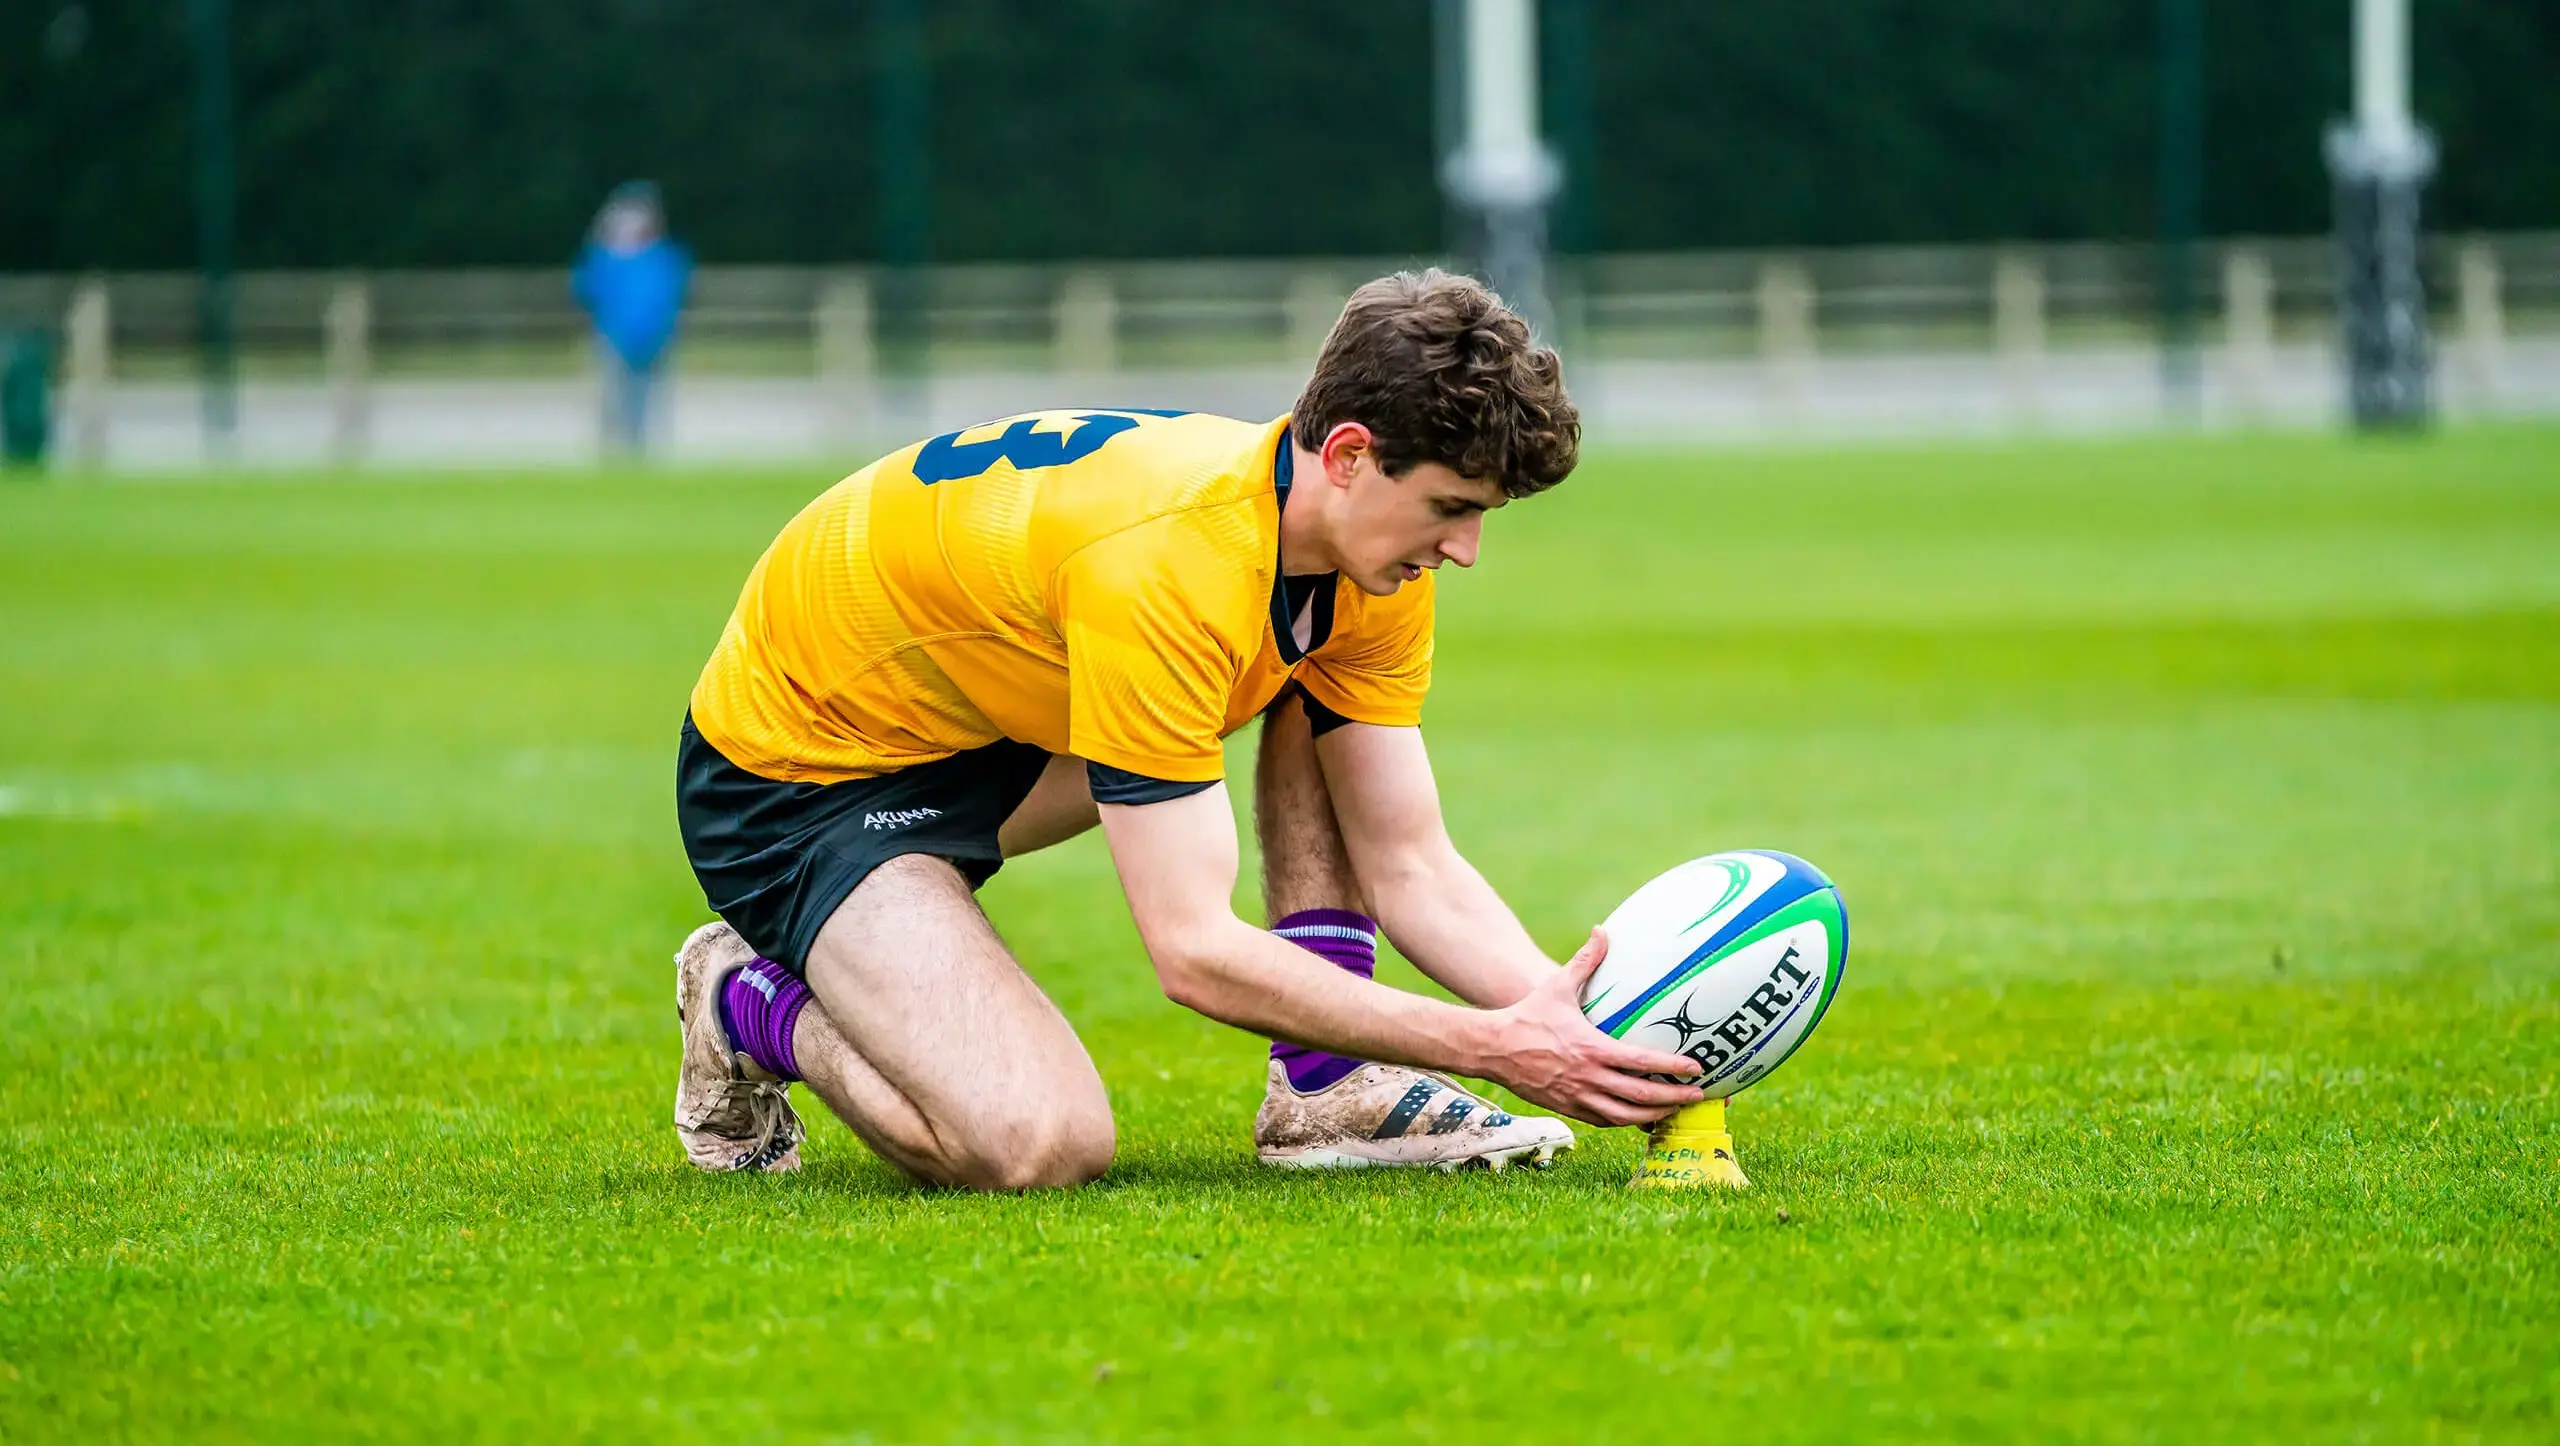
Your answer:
[1438,517,1483,568]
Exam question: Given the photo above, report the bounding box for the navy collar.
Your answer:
[1269,432,1337,665]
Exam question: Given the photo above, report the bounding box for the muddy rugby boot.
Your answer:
[672,921,806,1174]
[1253,1059,1574,1171]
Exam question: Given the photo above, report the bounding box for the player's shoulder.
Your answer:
[1067,408,1279,504]
[1030,409,1283,552]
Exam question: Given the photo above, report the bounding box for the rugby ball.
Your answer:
[1579,850,1847,1098]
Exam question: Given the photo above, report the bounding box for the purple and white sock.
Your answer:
[1268,908,1377,1093]
[717,957,810,1081]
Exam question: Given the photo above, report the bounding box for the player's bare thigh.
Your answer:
[997,710,1350,879]
[999,752,1100,857]
[798,852,1113,1190]
[1254,690,1365,914]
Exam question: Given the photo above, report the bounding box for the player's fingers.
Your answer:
[1596,1071,1706,1108]
[1561,927,1610,985]
[1562,1092,1647,1128]
[1576,1091,1677,1129]
[1602,1039,1705,1079]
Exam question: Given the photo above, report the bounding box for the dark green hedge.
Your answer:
[5,1,2554,269]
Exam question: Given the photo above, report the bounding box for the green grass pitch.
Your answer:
[2,428,2555,1441]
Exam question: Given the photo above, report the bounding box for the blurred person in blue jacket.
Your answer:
[573,181,692,458]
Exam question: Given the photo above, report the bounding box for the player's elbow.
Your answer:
[1141,923,1235,1014]
[1148,942,1224,1014]
[1360,832,1460,920]
[1156,966,1217,1015]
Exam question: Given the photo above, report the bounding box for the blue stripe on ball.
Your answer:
[1596,850,1836,1037]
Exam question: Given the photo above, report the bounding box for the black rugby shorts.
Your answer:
[674,714,1050,974]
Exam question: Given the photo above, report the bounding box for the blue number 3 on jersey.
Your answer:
[910,409,1191,485]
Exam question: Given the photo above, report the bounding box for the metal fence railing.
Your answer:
[3,232,2554,381]
[2,232,2553,466]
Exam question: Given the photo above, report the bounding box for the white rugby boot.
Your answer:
[673,920,806,1174]
[1253,1060,1575,1171]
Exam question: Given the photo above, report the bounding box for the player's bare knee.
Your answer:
[945,1107,1114,1192]
[1013,1115,1116,1190]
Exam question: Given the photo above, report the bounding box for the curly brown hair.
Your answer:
[1289,269,1579,498]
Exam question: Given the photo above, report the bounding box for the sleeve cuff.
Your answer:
[1086,761,1221,805]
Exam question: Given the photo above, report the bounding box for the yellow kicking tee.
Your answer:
[689,410,1433,788]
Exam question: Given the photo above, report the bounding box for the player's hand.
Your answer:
[1476,927,1706,1128]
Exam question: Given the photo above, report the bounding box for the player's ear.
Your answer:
[1318,422,1374,488]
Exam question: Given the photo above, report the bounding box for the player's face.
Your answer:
[1340,459,1508,596]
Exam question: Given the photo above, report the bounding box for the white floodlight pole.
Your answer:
[1465,0,1540,179]
[2354,0,2414,159]
[2326,0,2434,429]
[1440,0,1561,338]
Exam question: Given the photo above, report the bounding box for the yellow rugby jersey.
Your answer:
[689,410,1434,787]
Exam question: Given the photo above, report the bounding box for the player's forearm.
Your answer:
[1365,842,1555,1010]
[1099,788,1507,1077]
[1148,915,1500,1077]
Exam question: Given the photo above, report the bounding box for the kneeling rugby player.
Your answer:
[672,270,1703,1187]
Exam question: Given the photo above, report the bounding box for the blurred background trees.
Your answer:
[6,0,2555,269]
